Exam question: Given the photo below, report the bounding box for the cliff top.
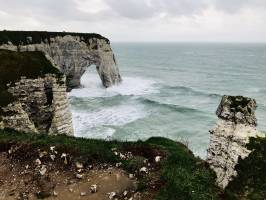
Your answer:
[0,49,62,107]
[0,129,220,199]
[0,30,109,46]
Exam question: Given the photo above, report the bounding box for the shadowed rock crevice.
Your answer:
[43,84,54,132]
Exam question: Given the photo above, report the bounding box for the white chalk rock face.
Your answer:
[1,75,74,136]
[207,95,263,188]
[0,31,122,136]
[0,31,122,91]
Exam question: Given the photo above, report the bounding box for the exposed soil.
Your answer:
[0,147,138,200]
[0,143,165,200]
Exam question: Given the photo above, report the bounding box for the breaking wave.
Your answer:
[69,73,159,98]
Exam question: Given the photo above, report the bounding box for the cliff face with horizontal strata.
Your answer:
[0,31,122,91]
[0,50,73,135]
[207,95,264,188]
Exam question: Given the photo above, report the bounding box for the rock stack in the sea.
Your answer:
[207,95,264,188]
[0,31,122,91]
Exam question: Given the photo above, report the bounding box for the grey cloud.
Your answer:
[1,0,265,23]
[214,0,266,13]
[104,0,209,19]
[104,0,156,19]
[103,0,266,20]
[0,0,78,20]
[0,0,111,22]
[155,0,208,16]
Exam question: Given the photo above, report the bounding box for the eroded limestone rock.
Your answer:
[0,32,122,91]
[1,75,73,135]
[207,95,264,188]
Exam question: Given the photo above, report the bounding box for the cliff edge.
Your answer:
[0,49,73,135]
[0,31,122,91]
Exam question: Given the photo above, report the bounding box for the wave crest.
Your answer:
[165,85,222,98]
[140,98,206,114]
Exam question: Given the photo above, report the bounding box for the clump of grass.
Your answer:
[225,136,266,200]
[123,156,146,173]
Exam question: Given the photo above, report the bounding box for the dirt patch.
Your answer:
[0,145,139,200]
[0,141,166,200]
[46,169,137,200]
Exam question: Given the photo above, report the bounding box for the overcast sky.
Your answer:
[0,0,266,42]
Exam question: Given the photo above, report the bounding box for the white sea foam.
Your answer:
[69,72,158,98]
[72,104,147,138]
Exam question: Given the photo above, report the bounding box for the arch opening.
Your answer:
[80,64,103,89]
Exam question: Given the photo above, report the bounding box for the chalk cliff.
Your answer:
[207,95,264,188]
[0,31,122,91]
[0,50,73,135]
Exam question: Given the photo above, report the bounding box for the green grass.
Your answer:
[0,30,109,45]
[0,49,62,110]
[146,138,221,200]
[0,129,221,199]
[0,129,119,163]
[224,136,266,200]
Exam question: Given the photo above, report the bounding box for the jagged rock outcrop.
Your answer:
[0,31,122,91]
[207,95,264,188]
[4,75,73,135]
[0,50,73,135]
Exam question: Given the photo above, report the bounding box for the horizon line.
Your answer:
[111,41,266,44]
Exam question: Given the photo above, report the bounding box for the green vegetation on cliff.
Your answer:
[225,136,266,200]
[0,30,109,45]
[0,49,62,109]
[0,129,221,199]
[149,138,220,200]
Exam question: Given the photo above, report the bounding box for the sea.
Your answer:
[69,43,266,158]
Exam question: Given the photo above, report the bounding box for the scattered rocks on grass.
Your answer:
[90,184,97,193]
[108,191,116,199]
[140,167,148,174]
[75,161,84,169]
[35,158,42,166]
[155,156,161,163]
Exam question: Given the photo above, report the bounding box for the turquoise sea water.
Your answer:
[69,43,266,158]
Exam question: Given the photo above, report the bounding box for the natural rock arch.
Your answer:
[0,31,122,91]
[49,35,121,91]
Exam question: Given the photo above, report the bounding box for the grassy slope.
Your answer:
[0,49,62,109]
[147,138,220,200]
[0,30,109,45]
[0,129,221,199]
[225,136,266,200]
